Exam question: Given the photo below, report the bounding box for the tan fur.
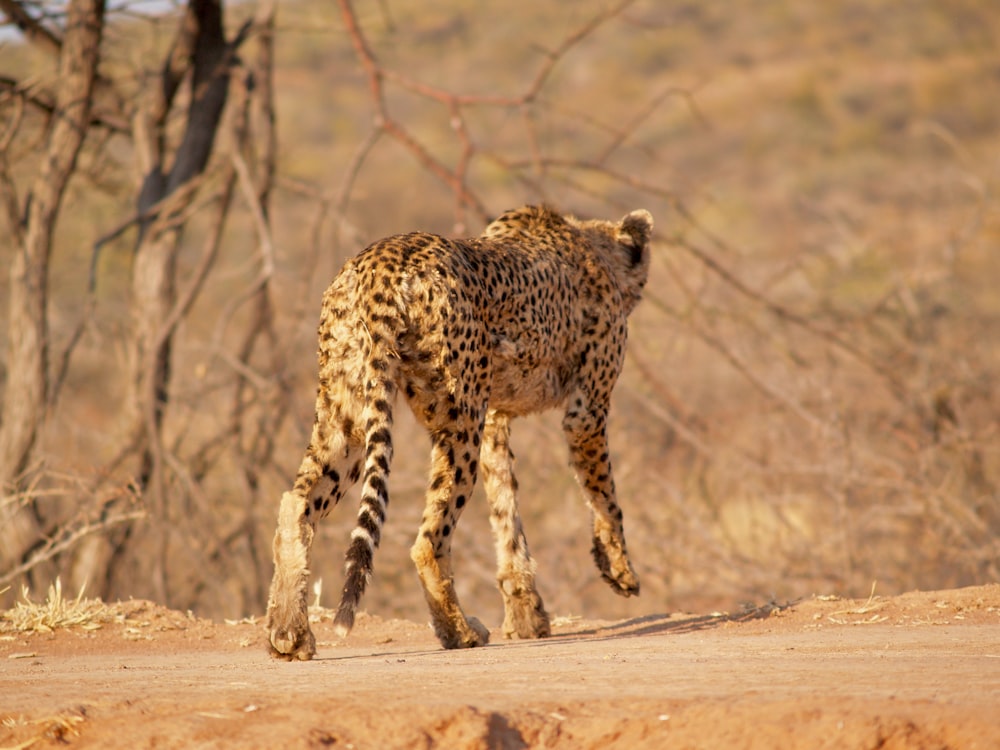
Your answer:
[266,205,653,660]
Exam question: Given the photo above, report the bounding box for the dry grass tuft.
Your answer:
[1,712,86,750]
[0,579,115,634]
[826,581,889,625]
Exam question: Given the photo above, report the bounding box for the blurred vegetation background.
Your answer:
[1,0,997,624]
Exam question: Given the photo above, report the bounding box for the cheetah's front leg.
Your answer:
[563,398,640,598]
[481,411,551,640]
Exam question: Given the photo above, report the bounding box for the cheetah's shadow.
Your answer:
[545,598,799,643]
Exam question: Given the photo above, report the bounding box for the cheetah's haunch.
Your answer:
[266,205,653,660]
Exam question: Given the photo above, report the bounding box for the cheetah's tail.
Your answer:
[333,345,398,637]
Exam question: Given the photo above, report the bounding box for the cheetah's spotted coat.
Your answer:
[267,205,654,660]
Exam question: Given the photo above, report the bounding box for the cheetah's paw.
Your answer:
[267,621,317,661]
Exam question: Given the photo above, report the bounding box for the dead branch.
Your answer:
[0,0,62,57]
[335,0,645,227]
[0,470,146,588]
[0,74,129,134]
[521,0,636,104]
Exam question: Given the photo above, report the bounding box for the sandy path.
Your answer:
[2,585,998,748]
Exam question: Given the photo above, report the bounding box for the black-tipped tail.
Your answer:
[334,532,375,635]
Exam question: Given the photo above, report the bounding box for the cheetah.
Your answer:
[266,204,653,660]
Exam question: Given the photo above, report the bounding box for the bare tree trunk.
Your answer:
[127,0,231,485]
[120,0,237,604]
[0,0,105,576]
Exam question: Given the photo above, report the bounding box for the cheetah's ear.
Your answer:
[617,210,653,266]
[616,209,654,249]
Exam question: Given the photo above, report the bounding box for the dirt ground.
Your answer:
[1,583,998,749]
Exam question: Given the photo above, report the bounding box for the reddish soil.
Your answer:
[2,584,998,749]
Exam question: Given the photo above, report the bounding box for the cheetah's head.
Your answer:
[483,205,654,314]
[573,209,654,315]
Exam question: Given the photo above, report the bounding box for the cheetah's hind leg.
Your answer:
[267,423,363,660]
[266,491,317,661]
[410,416,492,649]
